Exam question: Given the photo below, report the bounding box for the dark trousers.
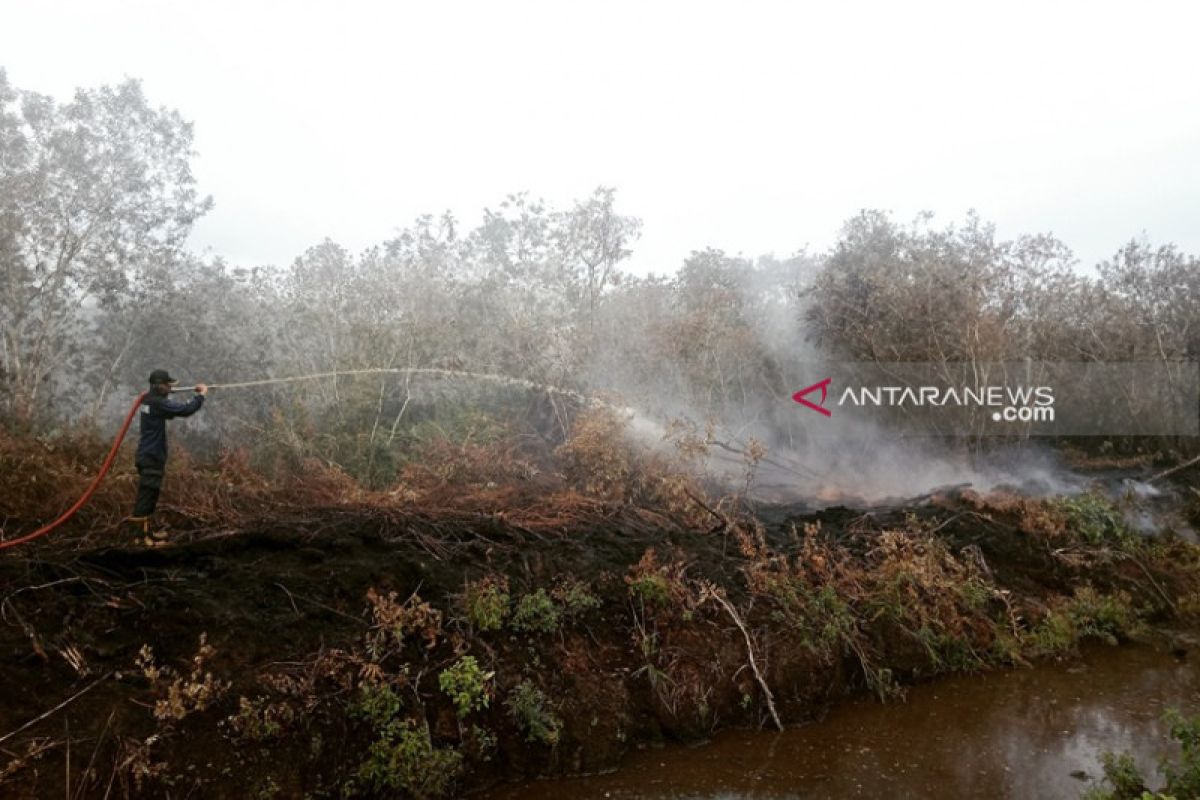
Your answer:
[133,464,165,517]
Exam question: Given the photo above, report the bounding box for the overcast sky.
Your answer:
[2,0,1198,274]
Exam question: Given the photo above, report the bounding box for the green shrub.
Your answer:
[349,683,403,731]
[915,626,982,672]
[353,720,462,799]
[438,656,492,717]
[511,589,562,633]
[959,578,992,610]
[1068,587,1139,645]
[1081,752,1147,800]
[1027,608,1077,656]
[1025,586,1141,657]
[1057,493,1130,546]
[553,577,602,615]
[347,685,462,799]
[812,585,856,648]
[1163,709,1200,798]
[627,573,670,606]
[463,576,510,632]
[1082,710,1200,799]
[506,680,562,746]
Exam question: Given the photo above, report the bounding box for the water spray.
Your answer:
[2,366,807,550]
[166,367,602,407]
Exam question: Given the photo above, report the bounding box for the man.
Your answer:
[128,369,208,543]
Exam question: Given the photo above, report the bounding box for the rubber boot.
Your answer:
[128,516,168,547]
[144,516,170,547]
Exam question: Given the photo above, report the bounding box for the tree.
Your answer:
[555,186,641,322]
[804,210,1077,365]
[0,70,211,425]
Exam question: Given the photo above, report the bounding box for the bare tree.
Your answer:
[0,71,210,425]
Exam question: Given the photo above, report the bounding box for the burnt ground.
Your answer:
[1,483,1198,799]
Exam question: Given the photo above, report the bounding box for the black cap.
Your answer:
[148,369,176,385]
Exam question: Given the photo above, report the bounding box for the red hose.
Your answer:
[0,391,147,551]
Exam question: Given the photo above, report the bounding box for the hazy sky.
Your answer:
[2,0,1198,274]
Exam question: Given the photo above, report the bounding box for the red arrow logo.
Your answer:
[793,378,832,417]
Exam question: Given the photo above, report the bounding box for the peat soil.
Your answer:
[0,481,1197,798]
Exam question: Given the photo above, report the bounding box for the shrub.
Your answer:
[1026,608,1076,656]
[225,696,295,742]
[628,573,671,606]
[1068,587,1140,644]
[510,589,562,634]
[1081,752,1147,800]
[438,656,492,717]
[553,577,602,616]
[463,576,510,632]
[1083,709,1200,798]
[349,683,403,731]
[353,720,462,799]
[365,589,443,656]
[348,684,462,799]
[1056,493,1130,546]
[136,633,229,722]
[1162,709,1200,798]
[506,680,562,746]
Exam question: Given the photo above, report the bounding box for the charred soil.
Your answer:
[2,428,1199,798]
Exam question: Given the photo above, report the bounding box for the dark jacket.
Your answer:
[136,393,204,467]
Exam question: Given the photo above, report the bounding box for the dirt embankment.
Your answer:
[2,430,1199,798]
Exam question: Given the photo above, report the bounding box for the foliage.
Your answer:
[438,656,493,717]
[628,572,671,607]
[0,71,211,425]
[555,408,708,524]
[1028,588,1139,655]
[463,576,511,632]
[225,696,296,742]
[352,720,462,799]
[364,588,443,658]
[552,577,603,615]
[1082,752,1148,800]
[1161,709,1200,798]
[1026,609,1077,656]
[1068,587,1140,644]
[506,680,562,746]
[510,589,562,634]
[1057,494,1132,546]
[348,683,404,731]
[626,548,690,610]
[347,684,462,798]
[1084,710,1200,799]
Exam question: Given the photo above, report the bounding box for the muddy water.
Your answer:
[483,642,1200,799]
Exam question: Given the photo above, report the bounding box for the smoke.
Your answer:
[587,251,1098,508]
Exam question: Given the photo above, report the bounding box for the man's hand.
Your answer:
[195,383,209,396]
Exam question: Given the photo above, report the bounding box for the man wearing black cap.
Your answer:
[128,370,208,542]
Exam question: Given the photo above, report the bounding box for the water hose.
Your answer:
[0,392,146,551]
[0,368,599,551]
[0,366,809,550]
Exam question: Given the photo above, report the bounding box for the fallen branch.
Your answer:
[273,582,366,626]
[0,673,112,747]
[699,581,783,731]
[1120,552,1178,612]
[1148,454,1200,484]
[683,489,730,532]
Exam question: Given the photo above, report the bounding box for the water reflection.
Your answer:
[482,643,1200,799]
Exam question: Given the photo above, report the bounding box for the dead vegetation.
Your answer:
[1,419,1199,799]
